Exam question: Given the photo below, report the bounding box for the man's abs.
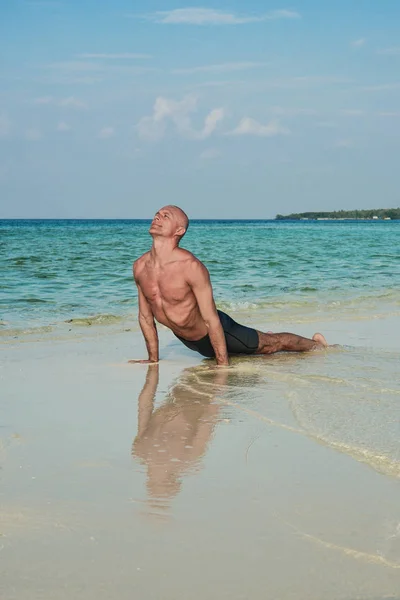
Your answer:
[149,299,208,341]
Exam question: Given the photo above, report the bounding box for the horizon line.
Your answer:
[0,217,279,221]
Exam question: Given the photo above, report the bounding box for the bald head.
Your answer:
[150,205,190,244]
[163,205,189,240]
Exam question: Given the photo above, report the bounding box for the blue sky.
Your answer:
[1,0,400,218]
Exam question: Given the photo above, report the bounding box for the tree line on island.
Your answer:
[275,208,400,220]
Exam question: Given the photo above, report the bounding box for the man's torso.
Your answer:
[134,249,208,340]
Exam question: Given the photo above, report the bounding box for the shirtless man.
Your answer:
[131,205,328,366]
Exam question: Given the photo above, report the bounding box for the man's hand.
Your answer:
[128,359,159,365]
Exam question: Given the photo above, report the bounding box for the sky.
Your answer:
[1,0,400,219]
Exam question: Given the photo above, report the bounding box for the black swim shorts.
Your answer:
[175,310,259,358]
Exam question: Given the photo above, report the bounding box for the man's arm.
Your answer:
[187,261,229,366]
[137,285,159,362]
[129,266,159,364]
[136,364,159,438]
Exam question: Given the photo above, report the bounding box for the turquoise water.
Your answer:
[1,219,400,333]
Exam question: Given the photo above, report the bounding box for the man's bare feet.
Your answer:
[312,332,328,348]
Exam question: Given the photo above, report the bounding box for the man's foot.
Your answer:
[312,332,328,348]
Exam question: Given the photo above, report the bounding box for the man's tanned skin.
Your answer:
[131,205,327,366]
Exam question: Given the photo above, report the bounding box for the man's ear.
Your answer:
[175,226,185,238]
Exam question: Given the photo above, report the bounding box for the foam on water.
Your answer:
[65,313,124,326]
[176,349,400,480]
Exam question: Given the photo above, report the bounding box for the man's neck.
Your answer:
[150,236,179,264]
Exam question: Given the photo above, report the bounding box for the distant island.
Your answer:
[275,208,400,220]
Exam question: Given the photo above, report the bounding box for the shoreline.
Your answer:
[2,285,400,344]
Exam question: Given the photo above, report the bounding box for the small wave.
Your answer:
[34,272,58,280]
[70,256,85,262]
[7,255,42,264]
[14,297,49,304]
[0,325,53,337]
[215,289,400,322]
[218,301,258,311]
[65,313,124,326]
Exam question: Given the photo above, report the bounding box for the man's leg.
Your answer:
[256,330,328,354]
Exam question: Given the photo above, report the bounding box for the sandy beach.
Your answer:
[1,314,399,600]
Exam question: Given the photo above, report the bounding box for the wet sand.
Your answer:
[1,317,400,599]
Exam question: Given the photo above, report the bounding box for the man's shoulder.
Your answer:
[133,252,150,276]
[176,248,205,268]
[176,249,209,277]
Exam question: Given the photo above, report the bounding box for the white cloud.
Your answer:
[266,9,301,20]
[32,96,86,109]
[0,114,12,138]
[42,60,153,79]
[335,139,354,148]
[33,96,54,104]
[57,121,71,131]
[44,61,103,72]
[193,79,242,89]
[229,117,290,137]
[351,38,366,47]
[270,106,316,116]
[77,53,151,59]
[137,95,225,141]
[36,75,103,85]
[144,8,300,25]
[172,61,267,74]
[202,108,225,139]
[59,96,87,109]
[293,75,350,84]
[377,47,400,55]
[25,127,43,141]
[378,111,400,117]
[361,82,400,92]
[98,127,115,139]
[340,109,366,116]
[25,1,62,6]
[315,121,337,128]
[200,148,221,160]
[196,75,349,91]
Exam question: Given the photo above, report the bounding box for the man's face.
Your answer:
[149,206,179,238]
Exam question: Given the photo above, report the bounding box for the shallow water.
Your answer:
[1,333,399,599]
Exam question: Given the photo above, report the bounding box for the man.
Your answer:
[130,205,328,367]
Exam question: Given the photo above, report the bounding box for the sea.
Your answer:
[1,218,400,334]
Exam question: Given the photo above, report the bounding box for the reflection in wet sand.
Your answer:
[132,365,228,508]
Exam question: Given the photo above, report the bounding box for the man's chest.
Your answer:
[140,267,190,304]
